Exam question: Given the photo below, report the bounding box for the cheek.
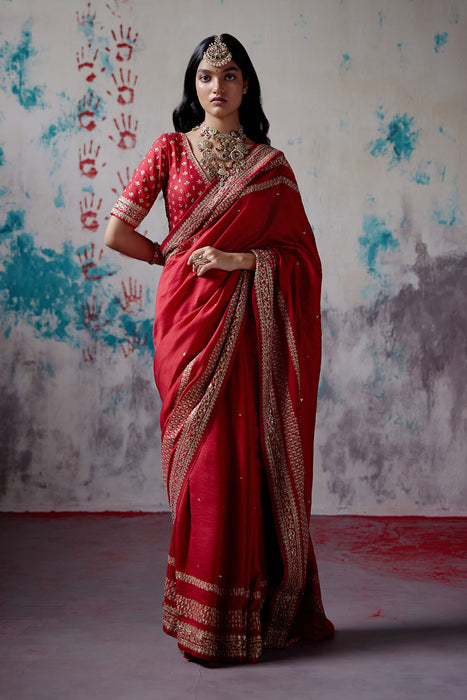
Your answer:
[196,83,208,102]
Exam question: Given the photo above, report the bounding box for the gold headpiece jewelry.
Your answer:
[203,36,232,67]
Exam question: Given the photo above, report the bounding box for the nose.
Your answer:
[212,77,223,95]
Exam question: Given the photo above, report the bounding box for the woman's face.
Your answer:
[195,58,248,124]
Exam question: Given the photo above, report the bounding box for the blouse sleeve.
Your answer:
[110,134,169,229]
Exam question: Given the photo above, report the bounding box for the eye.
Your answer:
[199,74,210,82]
[225,73,236,81]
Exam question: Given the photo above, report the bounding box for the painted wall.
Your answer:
[0,0,465,514]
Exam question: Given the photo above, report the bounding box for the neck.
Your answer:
[202,115,242,134]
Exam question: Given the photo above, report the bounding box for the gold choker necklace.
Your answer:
[197,124,249,184]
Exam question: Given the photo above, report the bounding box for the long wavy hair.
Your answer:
[173,34,270,145]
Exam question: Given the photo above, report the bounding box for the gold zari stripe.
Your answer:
[163,615,263,662]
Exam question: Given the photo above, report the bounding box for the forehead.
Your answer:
[196,58,241,74]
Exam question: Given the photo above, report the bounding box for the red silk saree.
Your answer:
[152,141,334,663]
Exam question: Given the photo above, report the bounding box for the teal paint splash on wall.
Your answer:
[318,374,339,403]
[368,111,420,168]
[340,54,351,74]
[0,210,25,239]
[76,7,96,41]
[0,146,4,167]
[40,104,78,175]
[0,19,45,109]
[358,214,399,277]
[432,183,464,226]
[411,162,431,185]
[434,32,448,53]
[449,7,459,24]
[54,186,65,208]
[0,234,84,343]
[0,234,153,359]
[439,125,456,143]
[41,114,78,148]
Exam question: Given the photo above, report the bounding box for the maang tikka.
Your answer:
[203,36,232,67]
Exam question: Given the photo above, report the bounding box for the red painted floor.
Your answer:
[0,514,466,699]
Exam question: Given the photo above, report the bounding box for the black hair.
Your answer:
[172,34,270,145]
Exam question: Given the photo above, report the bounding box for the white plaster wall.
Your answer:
[0,0,465,514]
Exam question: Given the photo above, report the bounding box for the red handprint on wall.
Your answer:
[82,344,97,363]
[80,194,102,231]
[82,295,110,332]
[78,91,105,131]
[77,243,115,281]
[105,0,131,18]
[79,141,106,179]
[76,44,100,82]
[116,277,143,312]
[111,167,132,196]
[107,68,138,105]
[107,25,139,62]
[109,113,138,149]
[121,327,148,358]
[76,2,96,30]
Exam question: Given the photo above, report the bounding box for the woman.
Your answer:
[105,34,334,664]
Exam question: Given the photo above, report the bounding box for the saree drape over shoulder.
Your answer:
[111,133,334,663]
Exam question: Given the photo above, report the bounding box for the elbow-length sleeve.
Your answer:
[110,134,169,229]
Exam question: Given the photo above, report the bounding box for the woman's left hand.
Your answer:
[187,247,256,276]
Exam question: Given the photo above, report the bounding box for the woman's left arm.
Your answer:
[187,247,256,276]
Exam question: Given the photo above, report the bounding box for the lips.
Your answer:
[211,97,226,103]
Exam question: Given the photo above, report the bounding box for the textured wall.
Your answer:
[0,0,465,514]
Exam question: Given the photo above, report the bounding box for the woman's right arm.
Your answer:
[104,215,163,265]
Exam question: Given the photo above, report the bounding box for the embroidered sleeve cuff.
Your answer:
[110,196,148,229]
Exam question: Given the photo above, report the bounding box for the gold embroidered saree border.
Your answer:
[241,174,299,198]
[163,596,260,630]
[165,557,268,599]
[251,248,311,648]
[163,615,263,662]
[163,559,267,662]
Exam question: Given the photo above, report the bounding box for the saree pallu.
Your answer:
[154,144,334,663]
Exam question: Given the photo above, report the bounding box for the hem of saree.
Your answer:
[163,610,263,664]
[163,558,267,663]
[163,607,335,663]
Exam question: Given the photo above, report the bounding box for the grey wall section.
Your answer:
[0,0,465,514]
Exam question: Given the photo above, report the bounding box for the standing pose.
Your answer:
[105,33,334,664]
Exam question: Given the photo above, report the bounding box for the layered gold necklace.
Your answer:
[196,124,249,184]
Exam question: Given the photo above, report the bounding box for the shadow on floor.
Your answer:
[261,618,467,664]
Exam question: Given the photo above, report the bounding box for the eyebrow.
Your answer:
[197,66,240,74]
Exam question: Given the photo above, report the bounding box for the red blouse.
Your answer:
[110,133,211,231]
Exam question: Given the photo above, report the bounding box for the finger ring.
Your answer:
[194,255,208,266]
